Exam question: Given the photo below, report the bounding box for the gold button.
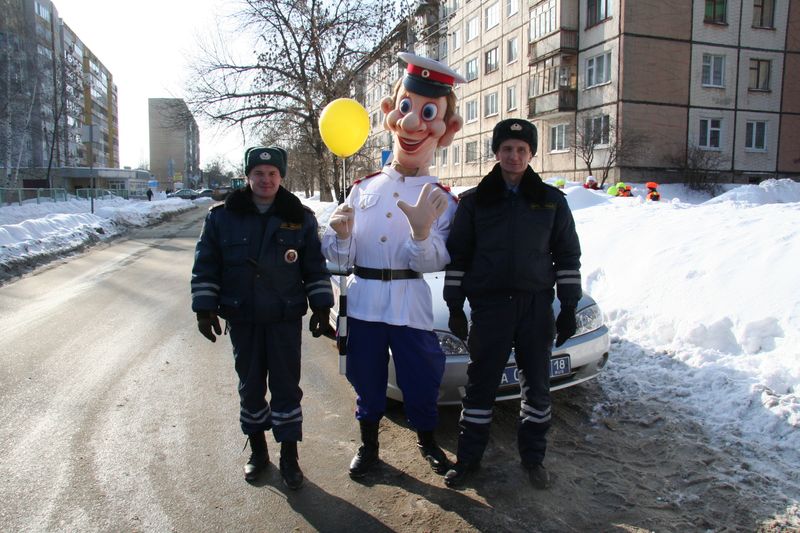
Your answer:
[393,192,399,198]
[386,212,392,218]
[380,236,387,242]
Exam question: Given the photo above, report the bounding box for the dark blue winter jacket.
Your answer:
[444,163,582,309]
[191,186,333,322]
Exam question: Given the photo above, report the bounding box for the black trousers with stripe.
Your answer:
[228,320,303,442]
[457,289,555,466]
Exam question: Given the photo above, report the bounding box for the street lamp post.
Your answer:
[81,123,94,213]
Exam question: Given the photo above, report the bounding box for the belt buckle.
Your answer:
[381,268,392,281]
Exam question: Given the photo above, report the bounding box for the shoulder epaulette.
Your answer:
[433,182,459,203]
[209,202,224,211]
[457,187,478,200]
[352,171,381,186]
[302,205,315,214]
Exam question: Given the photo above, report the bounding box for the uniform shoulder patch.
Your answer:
[352,171,381,186]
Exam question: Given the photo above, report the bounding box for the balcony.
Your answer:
[527,88,577,118]
[528,29,578,64]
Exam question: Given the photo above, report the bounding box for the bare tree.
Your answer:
[44,42,83,187]
[668,144,726,195]
[187,0,396,201]
[573,117,649,187]
[202,156,234,188]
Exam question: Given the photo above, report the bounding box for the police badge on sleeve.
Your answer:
[284,249,298,263]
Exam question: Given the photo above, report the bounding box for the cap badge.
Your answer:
[510,123,523,131]
[260,152,272,160]
[284,249,298,263]
[421,69,430,78]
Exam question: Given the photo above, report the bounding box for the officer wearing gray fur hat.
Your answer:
[442,118,582,489]
[191,145,333,489]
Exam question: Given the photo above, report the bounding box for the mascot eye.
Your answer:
[421,103,438,121]
[398,98,412,115]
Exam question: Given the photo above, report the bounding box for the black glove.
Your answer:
[555,306,577,347]
[197,311,222,342]
[309,308,333,338]
[448,307,469,341]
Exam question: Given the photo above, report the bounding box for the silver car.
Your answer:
[327,267,610,405]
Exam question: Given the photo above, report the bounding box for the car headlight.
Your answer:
[435,330,469,356]
[574,304,604,336]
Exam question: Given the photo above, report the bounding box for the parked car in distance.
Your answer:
[196,188,215,198]
[167,188,198,200]
[326,265,610,405]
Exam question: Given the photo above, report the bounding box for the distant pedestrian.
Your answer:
[146,188,153,201]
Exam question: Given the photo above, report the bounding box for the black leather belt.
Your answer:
[353,265,422,281]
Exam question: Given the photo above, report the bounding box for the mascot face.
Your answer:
[381,90,459,170]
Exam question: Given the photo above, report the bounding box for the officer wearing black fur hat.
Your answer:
[191,146,333,489]
[442,119,582,489]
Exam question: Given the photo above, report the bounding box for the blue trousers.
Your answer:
[457,290,555,466]
[229,320,303,441]
[346,318,445,431]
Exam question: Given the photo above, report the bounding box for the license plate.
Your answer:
[499,355,571,385]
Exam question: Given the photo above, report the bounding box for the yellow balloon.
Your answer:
[319,98,370,158]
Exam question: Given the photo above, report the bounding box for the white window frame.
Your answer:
[585,51,612,88]
[465,57,478,81]
[484,92,498,117]
[440,147,449,166]
[745,120,767,151]
[587,0,612,27]
[466,141,479,163]
[702,54,725,87]
[485,47,499,73]
[466,16,479,42]
[530,0,556,42]
[485,2,500,30]
[506,85,517,111]
[466,99,478,122]
[584,115,610,146]
[452,28,461,50]
[507,37,518,63]
[506,0,519,17]
[550,124,568,152]
[453,144,460,165]
[699,117,722,150]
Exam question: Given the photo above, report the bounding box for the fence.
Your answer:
[0,188,68,205]
[74,188,130,200]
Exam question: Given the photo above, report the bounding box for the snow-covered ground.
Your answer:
[2,180,799,508]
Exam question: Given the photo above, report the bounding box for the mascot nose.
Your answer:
[398,112,422,132]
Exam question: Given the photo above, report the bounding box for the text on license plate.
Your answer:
[499,356,571,385]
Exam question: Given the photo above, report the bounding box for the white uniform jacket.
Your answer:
[321,166,457,331]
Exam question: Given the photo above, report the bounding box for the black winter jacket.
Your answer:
[191,186,333,322]
[444,163,582,308]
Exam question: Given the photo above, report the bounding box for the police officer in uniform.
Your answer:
[443,119,582,489]
[191,146,333,489]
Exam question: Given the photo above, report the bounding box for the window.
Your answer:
[507,37,518,63]
[440,147,449,166]
[704,0,727,23]
[507,85,517,110]
[483,138,493,160]
[440,39,448,60]
[34,1,51,22]
[530,0,556,41]
[466,99,478,122]
[37,44,52,60]
[466,57,478,81]
[587,0,611,26]
[702,54,725,87]
[699,118,722,149]
[452,29,461,50]
[466,16,479,41]
[584,115,610,146]
[586,51,612,88]
[550,124,567,151]
[485,2,500,30]
[466,141,479,162]
[753,0,775,28]
[507,0,518,16]
[484,92,498,116]
[749,59,771,91]
[485,48,499,73]
[453,145,460,165]
[745,121,767,150]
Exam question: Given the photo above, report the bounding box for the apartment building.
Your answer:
[0,0,119,184]
[355,0,799,186]
[148,98,200,190]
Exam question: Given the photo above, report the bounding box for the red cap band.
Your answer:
[406,64,454,86]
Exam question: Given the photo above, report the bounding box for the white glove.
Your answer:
[396,183,448,241]
[329,204,354,239]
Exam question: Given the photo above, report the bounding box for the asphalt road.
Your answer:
[2,206,792,532]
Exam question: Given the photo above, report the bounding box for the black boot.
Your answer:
[417,431,452,475]
[349,420,379,479]
[443,460,480,488]
[244,432,269,482]
[279,441,304,490]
